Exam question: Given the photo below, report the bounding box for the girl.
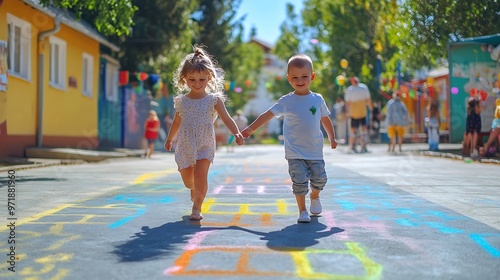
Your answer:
[164,46,244,220]
[462,97,482,157]
[426,101,440,151]
[144,110,160,158]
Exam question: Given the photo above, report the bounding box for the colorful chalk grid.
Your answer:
[164,242,382,279]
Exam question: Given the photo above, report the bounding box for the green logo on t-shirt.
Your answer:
[310,106,317,115]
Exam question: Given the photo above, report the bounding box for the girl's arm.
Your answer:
[164,112,182,151]
[241,110,275,138]
[321,116,338,149]
[215,98,244,145]
[152,119,160,132]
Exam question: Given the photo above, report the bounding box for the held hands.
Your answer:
[234,133,245,145]
[241,126,254,138]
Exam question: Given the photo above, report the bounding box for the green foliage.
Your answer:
[274,3,302,60]
[192,0,264,112]
[118,0,198,71]
[39,0,137,36]
[288,0,398,104]
[401,0,500,69]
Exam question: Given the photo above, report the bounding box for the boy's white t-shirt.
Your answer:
[270,92,330,160]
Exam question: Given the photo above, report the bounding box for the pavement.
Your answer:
[0,143,499,279]
[1,143,499,279]
[0,147,146,171]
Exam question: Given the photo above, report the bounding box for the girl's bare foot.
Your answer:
[189,208,203,220]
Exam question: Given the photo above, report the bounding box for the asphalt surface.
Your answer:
[0,144,499,279]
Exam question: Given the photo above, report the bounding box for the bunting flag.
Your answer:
[136,72,148,81]
[119,71,129,86]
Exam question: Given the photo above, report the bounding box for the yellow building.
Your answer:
[0,0,119,158]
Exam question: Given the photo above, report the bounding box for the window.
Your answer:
[82,53,94,97]
[49,36,66,89]
[7,14,31,80]
[105,61,119,102]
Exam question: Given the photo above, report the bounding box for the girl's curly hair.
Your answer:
[172,45,226,101]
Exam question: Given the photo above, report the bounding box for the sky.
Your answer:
[235,0,304,45]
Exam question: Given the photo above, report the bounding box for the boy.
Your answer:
[241,54,337,223]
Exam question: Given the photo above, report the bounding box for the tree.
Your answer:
[399,0,500,68]
[192,0,264,111]
[281,0,399,104]
[39,0,137,36]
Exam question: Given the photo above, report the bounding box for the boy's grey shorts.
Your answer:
[287,159,327,196]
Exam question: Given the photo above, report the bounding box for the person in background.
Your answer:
[332,96,347,144]
[241,54,337,223]
[426,101,441,151]
[370,102,382,142]
[144,110,160,158]
[462,97,481,157]
[386,91,410,153]
[483,98,500,157]
[227,110,248,152]
[345,77,372,153]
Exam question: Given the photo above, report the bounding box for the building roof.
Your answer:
[23,0,120,52]
[449,33,500,46]
[428,67,449,78]
[250,37,274,53]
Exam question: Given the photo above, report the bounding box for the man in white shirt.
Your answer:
[344,77,372,153]
[232,110,248,131]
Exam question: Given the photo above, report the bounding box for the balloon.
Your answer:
[479,90,488,101]
[427,77,434,86]
[470,88,477,96]
[224,82,230,91]
[340,59,348,69]
[336,75,346,86]
[234,87,242,93]
[451,87,459,94]
[138,72,148,81]
[310,39,319,44]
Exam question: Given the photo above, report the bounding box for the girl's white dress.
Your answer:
[173,94,218,169]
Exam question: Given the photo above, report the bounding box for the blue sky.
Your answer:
[235,0,304,45]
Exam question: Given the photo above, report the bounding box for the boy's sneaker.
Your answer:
[310,198,322,215]
[297,211,311,223]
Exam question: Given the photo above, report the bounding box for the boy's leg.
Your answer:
[310,188,320,200]
[309,160,327,215]
[295,195,307,213]
[288,159,310,222]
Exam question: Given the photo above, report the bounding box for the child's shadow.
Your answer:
[113,217,344,262]
[113,216,226,262]
[231,217,344,251]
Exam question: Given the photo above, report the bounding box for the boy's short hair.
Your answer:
[287,54,313,72]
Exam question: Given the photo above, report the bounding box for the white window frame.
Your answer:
[7,14,31,80]
[105,60,119,102]
[82,53,94,97]
[49,36,67,89]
